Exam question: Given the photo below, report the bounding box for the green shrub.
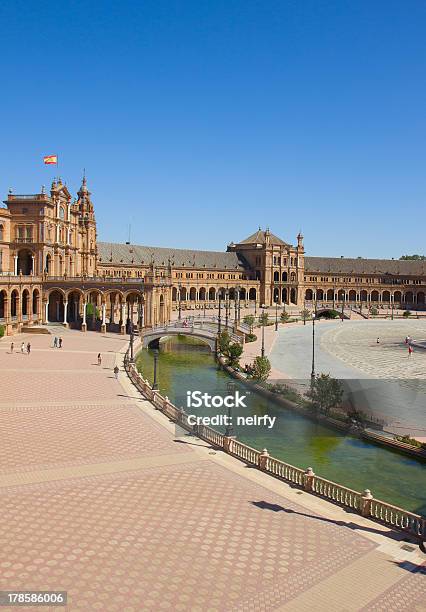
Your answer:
[370,306,378,316]
[403,310,411,318]
[245,333,257,343]
[249,356,271,382]
[0,324,4,338]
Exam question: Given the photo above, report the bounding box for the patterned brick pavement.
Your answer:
[0,328,424,611]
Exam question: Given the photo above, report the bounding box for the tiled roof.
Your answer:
[305,256,426,276]
[238,229,289,246]
[98,242,248,270]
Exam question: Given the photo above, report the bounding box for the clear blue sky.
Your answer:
[1,1,425,258]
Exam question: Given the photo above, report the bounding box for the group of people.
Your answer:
[377,335,415,356]
[10,341,31,354]
[97,352,120,379]
[52,336,63,348]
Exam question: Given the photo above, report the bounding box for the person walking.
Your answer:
[114,365,119,379]
[27,342,31,355]
[20,342,25,353]
[376,337,380,344]
[53,336,58,348]
[97,353,102,366]
[59,337,63,348]
[408,345,413,358]
[10,342,14,353]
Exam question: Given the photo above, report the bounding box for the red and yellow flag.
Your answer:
[43,155,58,165]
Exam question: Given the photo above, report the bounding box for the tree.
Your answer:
[258,312,269,326]
[307,374,344,416]
[280,310,290,323]
[226,342,243,367]
[300,308,311,325]
[218,330,231,354]
[243,314,255,333]
[250,356,271,382]
[403,310,411,318]
[400,254,426,260]
[370,306,378,316]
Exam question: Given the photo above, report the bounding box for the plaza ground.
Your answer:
[0,327,425,610]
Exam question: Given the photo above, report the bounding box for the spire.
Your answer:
[297,231,304,248]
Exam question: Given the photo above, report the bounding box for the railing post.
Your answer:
[360,489,373,517]
[223,435,234,453]
[304,467,315,492]
[259,448,269,470]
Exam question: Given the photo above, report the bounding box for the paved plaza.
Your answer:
[0,327,425,610]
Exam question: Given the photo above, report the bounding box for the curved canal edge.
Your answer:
[124,343,426,545]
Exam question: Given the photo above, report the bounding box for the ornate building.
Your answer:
[0,176,425,335]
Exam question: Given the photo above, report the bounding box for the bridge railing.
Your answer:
[123,349,426,543]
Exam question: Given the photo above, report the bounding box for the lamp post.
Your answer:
[225,289,229,329]
[275,300,278,331]
[178,282,182,321]
[311,312,316,384]
[261,304,266,358]
[225,381,236,437]
[129,302,135,362]
[218,291,222,335]
[152,348,159,390]
[234,289,238,326]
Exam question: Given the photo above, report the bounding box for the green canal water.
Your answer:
[136,337,426,515]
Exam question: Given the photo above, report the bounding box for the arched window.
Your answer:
[59,206,65,220]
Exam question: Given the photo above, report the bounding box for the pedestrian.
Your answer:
[376,337,380,344]
[97,353,102,366]
[10,342,14,353]
[408,345,413,358]
[405,336,409,344]
[114,365,119,379]
[59,337,63,348]
[53,336,58,348]
[27,342,31,355]
[20,342,25,353]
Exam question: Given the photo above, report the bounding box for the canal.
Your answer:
[136,337,426,515]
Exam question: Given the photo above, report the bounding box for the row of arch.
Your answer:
[172,286,259,301]
[304,289,426,304]
[0,288,41,320]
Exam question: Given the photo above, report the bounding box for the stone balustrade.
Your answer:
[123,349,426,543]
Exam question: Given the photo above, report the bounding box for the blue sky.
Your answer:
[0,1,425,258]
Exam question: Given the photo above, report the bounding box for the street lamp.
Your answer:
[129,302,135,362]
[260,304,266,358]
[178,282,182,321]
[311,312,316,384]
[225,381,236,437]
[152,348,159,390]
[275,300,279,331]
[234,289,238,326]
[225,289,229,329]
[218,290,222,335]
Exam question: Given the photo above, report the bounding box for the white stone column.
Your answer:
[14,255,18,275]
[31,255,35,275]
[102,303,106,325]
[45,300,49,324]
[63,301,68,325]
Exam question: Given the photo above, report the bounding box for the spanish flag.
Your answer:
[43,155,58,165]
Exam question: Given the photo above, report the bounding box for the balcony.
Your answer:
[14,237,34,244]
